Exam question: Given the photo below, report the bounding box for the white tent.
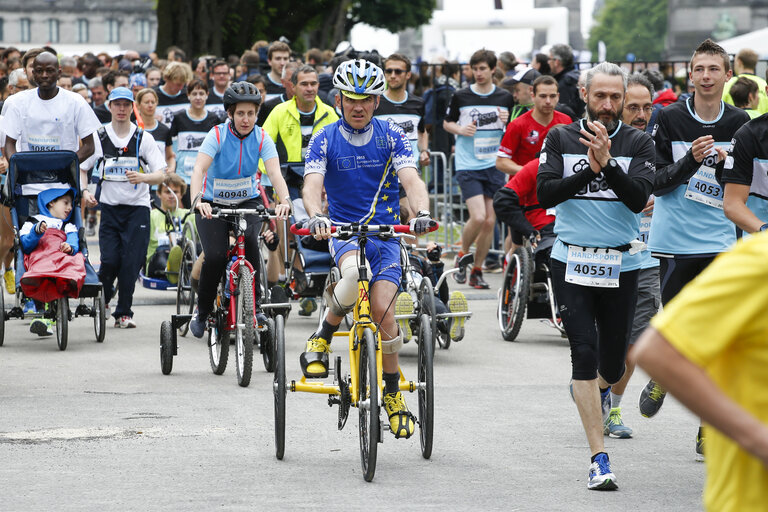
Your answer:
[718,28,768,58]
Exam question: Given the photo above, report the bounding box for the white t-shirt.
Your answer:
[0,87,100,153]
[93,123,167,208]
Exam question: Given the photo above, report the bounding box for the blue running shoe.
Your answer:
[189,311,207,339]
[23,299,37,315]
[588,453,618,490]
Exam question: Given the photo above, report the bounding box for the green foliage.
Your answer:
[588,0,668,61]
[350,0,436,34]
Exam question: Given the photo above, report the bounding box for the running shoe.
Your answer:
[383,391,416,439]
[29,318,54,337]
[639,379,667,418]
[298,297,317,317]
[482,259,502,273]
[166,245,182,285]
[604,407,633,439]
[189,311,207,338]
[453,254,467,284]
[118,316,137,328]
[22,299,37,315]
[86,214,97,237]
[600,387,612,423]
[468,268,489,289]
[395,291,413,341]
[447,290,468,341]
[696,427,705,462]
[300,333,331,377]
[588,453,618,490]
[4,269,15,295]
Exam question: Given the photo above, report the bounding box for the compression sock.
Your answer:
[611,392,623,409]
[383,372,400,395]
[317,319,340,341]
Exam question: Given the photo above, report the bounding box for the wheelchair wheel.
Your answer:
[56,298,69,351]
[417,313,434,459]
[497,246,531,342]
[261,316,275,372]
[93,290,106,343]
[273,313,286,460]
[208,310,230,375]
[418,278,437,354]
[235,266,255,387]
[0,287,5,346]
[359,327,379,482]
[176,241,197,336]
[160,320,174,375]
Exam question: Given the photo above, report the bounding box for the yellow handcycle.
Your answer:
[277,223,437,481]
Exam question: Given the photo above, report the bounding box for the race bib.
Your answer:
[685,165,723,209]
[638,215,652,244]
[546,208,557,217]
[474,135,499,160]
[565,246,621,288]
[102,156,139,182]
[28,134,61,152]
[212,176,257,204]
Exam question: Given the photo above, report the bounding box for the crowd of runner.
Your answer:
[0,35,766,511]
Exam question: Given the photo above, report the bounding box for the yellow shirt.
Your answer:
[651,232,768,512]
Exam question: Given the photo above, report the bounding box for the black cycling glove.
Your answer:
[308,214,332,235]
[409,210,432,234]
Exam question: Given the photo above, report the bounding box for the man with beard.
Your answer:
[537,62,655,490]
[640,40,749,460]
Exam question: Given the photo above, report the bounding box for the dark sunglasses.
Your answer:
[384,68,406,75]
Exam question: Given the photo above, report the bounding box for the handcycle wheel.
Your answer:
[56,298,69,351]
[359,327,379,482]
[497,246,531,342]
[261,316,275,372]
[93,288,106,343]
[417,313,434,459]
[418,278,437,354]
[235,266,255,387]
[273,313,286,460]
[176,241,197,336]
[208,309,230,375]
[160,320,174,375]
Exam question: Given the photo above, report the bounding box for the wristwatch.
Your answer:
[759,223,768,232]
[603,158,619,171]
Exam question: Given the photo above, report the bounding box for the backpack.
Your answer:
[424,82,455,126]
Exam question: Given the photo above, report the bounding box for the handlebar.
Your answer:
[290,221,438,237]
[210,207,277,218]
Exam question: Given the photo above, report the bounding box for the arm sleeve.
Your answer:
[75,95,102,140]
[303,129,328,176]
[601,134,655,213]
[536,129,597,208]
[497,122,519,159]
[445,93,460,123]
[259,130,278,162]
[19,221,42,254]
[0,98,21,140]
[389,122,418,172]
[721,125,754,186]
[66,230,80,255]
[417,100,426,134]
[169,116,179,138]
[197,128,220,159]
[493,187,535,236]
[652,109,700,196]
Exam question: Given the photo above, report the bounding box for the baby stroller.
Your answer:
[1,150,107,350]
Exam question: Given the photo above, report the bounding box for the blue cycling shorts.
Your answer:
[329,236,401,286]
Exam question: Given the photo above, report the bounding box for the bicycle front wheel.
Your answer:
[235,266,255,387]
[417,313,434,459]
[359,327,379,482]
[273,313,286,460]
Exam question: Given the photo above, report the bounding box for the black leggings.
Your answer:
[551,259,639,383]
[195,199,263,318]
[659,256,716,306]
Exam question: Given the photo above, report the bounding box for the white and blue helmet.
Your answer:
[333,59,386,99]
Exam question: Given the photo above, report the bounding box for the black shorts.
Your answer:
[658,255,716,306]
[455,167,505,201]
[551,259,639,383]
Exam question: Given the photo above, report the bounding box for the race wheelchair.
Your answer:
[1,150,106,350]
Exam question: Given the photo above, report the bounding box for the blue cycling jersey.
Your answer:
[198,121,277,204]
[304,117,416,224]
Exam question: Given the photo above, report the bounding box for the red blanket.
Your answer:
[20,229,86,302]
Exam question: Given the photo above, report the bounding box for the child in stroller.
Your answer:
[19,187,86,336]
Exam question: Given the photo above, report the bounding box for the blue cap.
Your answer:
[107,86,134,104]
[129,73,147,89]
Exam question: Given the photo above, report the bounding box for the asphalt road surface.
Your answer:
[0,269,705,511]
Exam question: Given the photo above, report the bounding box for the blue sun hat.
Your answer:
[107,86,134,104]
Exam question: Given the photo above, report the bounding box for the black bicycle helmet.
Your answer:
[223,81,262,111]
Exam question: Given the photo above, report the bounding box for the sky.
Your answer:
[350,0,598,61]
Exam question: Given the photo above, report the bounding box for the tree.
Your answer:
[156,0,436,58]
[587,0,668,62]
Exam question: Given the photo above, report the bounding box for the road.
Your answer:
[0,269,705,511]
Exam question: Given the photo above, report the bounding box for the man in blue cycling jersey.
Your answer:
[301,59,432,440]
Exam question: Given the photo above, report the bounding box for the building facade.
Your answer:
[0,0,156,54]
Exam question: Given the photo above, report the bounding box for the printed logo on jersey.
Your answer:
[376,136,387,149]
[525,130,540,145]
[177,131,207,151]
[457,105,506,131]
[562,154,628,200]
[337,156,357,170]
[651,124,659,137]
[469,108,498,127]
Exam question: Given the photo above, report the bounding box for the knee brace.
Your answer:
[381,333,403,355]
[324,256,371,317]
